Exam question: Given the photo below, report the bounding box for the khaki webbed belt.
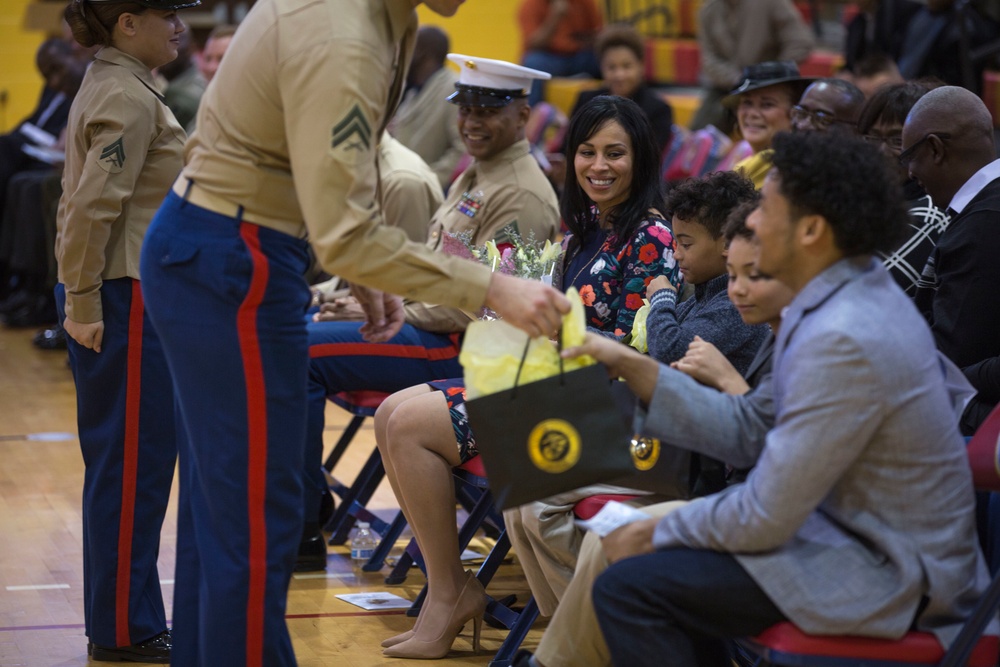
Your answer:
[172,175,307,238]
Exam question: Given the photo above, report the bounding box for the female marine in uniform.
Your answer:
[57,0,197,661]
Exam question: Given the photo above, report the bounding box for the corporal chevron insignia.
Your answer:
[329,104,372,165]
[98,137,125,173]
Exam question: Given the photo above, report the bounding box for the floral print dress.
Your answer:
[561,211,680,338]
[430,211,681,462]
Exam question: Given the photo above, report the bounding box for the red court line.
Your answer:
[0,610,406,633]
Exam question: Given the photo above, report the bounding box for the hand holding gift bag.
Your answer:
[463,289,695,509]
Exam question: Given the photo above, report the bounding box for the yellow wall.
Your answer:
[417,0,522,65]
[0,0,46,133]
[0,0,526,133]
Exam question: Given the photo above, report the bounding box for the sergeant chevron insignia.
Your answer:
[330,104,372,165]
[98,137,125,173]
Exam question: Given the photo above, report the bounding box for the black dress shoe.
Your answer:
[33,325,67,350]
[89,630,171,663]
[295,528,328,572]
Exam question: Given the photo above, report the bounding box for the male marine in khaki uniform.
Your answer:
[300,57,561,569]
[139,1,570,666]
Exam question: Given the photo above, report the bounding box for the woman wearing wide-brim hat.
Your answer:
[57,0,197,661]
[723,61,811,188]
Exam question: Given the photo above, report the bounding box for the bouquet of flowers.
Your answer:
[441,224,563,284]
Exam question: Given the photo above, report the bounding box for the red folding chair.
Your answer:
[738,403,1000,667]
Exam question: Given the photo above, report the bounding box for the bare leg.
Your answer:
[381,390,486,657]
[374,385,436,535]
[373,386,438,646]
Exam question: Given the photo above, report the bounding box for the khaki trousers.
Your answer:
[534,500,688,667]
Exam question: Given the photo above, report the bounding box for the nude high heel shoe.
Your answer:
[380,629,414,648]
[382,572,486,659]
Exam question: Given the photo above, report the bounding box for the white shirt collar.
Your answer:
[948,158,1000,214]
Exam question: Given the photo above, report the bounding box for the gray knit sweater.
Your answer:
[646,273,768,374]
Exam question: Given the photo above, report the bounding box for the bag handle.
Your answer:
[510,329,566,399]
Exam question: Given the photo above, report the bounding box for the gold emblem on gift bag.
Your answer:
[527,419,581,473]
[630,436,660,471]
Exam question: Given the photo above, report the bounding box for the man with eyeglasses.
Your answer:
[790,78,865,134]
[904,85,1000,436]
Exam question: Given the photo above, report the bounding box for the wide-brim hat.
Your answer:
[446,54,551,108]
[86,0,202,10]
[721,61,813,108]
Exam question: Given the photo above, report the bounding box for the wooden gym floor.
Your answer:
[0,324,542,666]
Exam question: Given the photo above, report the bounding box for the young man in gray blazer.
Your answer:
[565,131,992,666]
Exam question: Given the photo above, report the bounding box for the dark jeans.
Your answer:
[593,548,787,667]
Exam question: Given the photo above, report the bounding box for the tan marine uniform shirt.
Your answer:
[183,0,490,311]
[379,133,443,244]
[56,47,186,323]
[404,138,560,332]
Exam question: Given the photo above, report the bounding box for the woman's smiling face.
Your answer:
[737,84,795,153]
[574,119,634,216]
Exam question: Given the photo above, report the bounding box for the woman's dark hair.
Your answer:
[595,23,644,63]
[561,95,662,253]
[770,131,908,256]
[64,0,148,49]
[856,80,937,135]
[723,200,759,245]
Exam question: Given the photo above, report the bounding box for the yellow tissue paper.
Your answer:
[627,300,651,354]
[460,287,595,399]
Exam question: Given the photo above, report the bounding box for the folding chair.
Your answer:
[738,403,1000,667]
[386,455,541,667]
[321,390,408,570]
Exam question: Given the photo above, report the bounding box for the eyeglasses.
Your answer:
[862,133,904,151]
[790,105,856,130]
[897,132,951,167]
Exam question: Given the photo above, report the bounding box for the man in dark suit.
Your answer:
[0,38,85,322]
[0,38,80,209]
[904,85,1000,434]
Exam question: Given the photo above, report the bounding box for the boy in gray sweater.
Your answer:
[646,171,768,373]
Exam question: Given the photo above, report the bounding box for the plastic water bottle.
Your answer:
[350,522,378,566]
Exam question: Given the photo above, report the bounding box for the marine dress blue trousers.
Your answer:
[56,278,175,649]
[141,190,310,667]
[303,320,462,521]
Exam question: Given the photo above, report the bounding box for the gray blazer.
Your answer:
[641,257,991,646]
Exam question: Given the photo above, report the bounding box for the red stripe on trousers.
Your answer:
[237,223,270,667]
[308,338,460,361]
[116,280,144,646]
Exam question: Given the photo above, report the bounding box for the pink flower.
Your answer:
[646,224,673,246]
[440,233,475,260]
